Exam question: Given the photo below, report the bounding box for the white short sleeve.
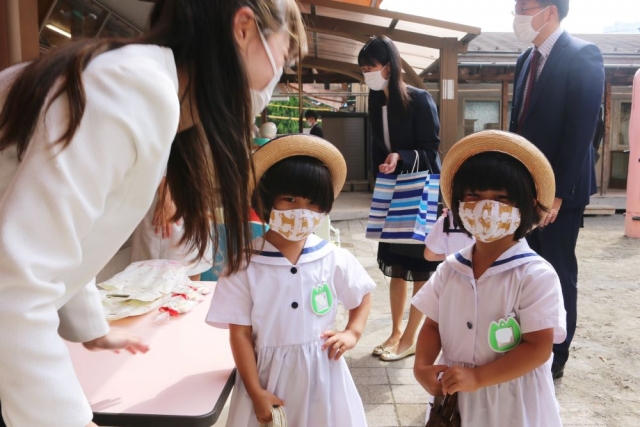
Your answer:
[424,215,446,254]
[411,264,445,322]
[206,269,253,329]
[333,248,376,310]
[518,262,567,344]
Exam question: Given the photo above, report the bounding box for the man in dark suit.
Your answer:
[304,110,324,138]
[509,0,605,379]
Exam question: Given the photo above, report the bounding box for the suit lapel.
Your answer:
[513,48,533,117]
[526,31,571,116]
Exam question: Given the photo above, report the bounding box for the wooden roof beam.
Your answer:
[299,56,364,82]
[299,0,481,35]
[303,13,445,49]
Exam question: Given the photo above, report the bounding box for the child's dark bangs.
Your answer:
[454,153,537,202]
[268,156,334,212]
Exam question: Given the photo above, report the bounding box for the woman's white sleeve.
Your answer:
[0,59,179,427]
[57,279,110,343]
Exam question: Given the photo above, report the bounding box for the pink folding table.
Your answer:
[67,286,234,427]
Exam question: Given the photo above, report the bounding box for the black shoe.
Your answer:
[551,365,564,380]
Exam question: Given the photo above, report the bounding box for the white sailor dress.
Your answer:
[412,240,566,427]
[207,235,374,427]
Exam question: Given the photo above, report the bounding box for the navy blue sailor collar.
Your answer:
[251,234,334,265]
[449,239,541,279]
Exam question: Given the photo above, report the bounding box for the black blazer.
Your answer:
[309,123,324,138]
[509,31,605,209]
[369,86,441,174]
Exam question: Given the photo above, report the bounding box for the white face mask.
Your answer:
[363,65,389,91]
[269,208,326,241]
[512,6,550,43]
[251,27,284,117]
[458,199,521,243]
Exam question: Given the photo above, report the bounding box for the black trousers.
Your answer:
[526,206,585,369]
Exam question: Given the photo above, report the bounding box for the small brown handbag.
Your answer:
[425,393,461,427]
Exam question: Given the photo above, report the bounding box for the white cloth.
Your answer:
[381,105,392,152]
[0,44,180,427]
[424,213,475,256]
[130,193,213,276]
[412,240,566,427]
[207,235,374,427]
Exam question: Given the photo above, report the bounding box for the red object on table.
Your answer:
[66,285,234,427]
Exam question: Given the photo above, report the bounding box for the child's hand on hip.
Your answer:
[440,366,480,394]
[321,329,358,360]
[250,389,284,424]
[83,331,149,354]
[414,364,447,396]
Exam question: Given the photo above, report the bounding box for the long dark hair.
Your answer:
[0,0,306,274]
[357,35,410,121]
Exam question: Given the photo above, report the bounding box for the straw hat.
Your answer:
[440,130,555,214]
[252,134,347,198]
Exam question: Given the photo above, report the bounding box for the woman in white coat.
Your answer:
[0,1,306,426]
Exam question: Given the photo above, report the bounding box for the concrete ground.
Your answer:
[214,191,638,427]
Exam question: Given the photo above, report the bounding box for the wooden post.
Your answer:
[438,38,459,157]
[501,80,509,131]
[0,0,9,69]
[0,0,39,70]
[601,77,612,195]
[298,43,303,133]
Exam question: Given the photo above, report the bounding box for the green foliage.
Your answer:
[259,97,332,135]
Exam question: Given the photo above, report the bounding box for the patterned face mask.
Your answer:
[268,209,326,241]
[458,199,521,243]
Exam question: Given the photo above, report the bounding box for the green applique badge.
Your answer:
[488,315,522,353]
[311,280,333,315]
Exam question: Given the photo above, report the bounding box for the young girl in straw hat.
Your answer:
[413,130,566,426]
[207,135,374,427]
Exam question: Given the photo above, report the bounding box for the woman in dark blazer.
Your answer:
[359,36,441,361]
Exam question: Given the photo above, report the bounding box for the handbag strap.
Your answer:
[411,150,420,173]
[400,150,420,175]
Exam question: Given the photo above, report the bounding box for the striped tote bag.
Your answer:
[366,171,440,244]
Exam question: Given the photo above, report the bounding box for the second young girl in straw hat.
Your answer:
[413,130,566,426]
[207,135,375,426]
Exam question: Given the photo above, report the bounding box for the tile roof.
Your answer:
[461,32,640,66]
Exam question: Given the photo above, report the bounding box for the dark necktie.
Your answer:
[518,48,541,131]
